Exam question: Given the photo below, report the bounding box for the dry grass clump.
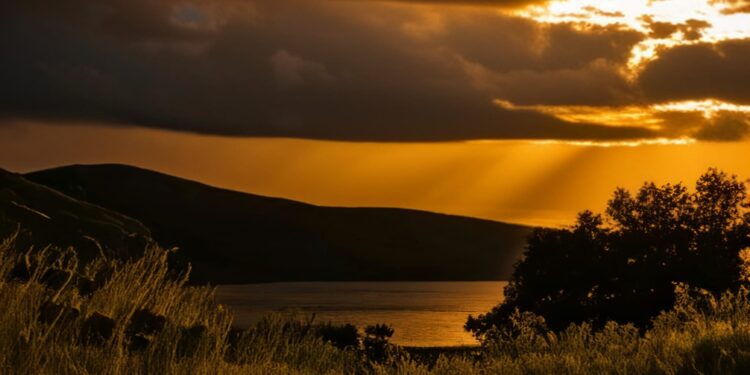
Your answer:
[0,236,359,374]
[3,234,750,374]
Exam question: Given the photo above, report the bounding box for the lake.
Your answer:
[216,281,507,347]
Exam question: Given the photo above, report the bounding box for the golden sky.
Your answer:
[3,120,749,227]
[2,0,750,226]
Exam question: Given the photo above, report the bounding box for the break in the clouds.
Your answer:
[1,0,749,142]
[367,0,550,6]
[712,0,750,14]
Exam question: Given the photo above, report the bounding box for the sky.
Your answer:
[2,0,750,226]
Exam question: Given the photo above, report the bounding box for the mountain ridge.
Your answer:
[0,168,152,262]
[25,164,532,283]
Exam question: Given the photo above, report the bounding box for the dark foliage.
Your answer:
[363,324,396,363]
[223,327,247,362]
[468,169,750,337]
[315,322,360,350]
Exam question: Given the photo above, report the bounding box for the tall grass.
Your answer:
[0,236,360,374]
[3,235,750,374]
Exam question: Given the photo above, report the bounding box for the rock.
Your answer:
[40,268,72,291]
[38,301,80,325]
[7,260,31,283]
[176,324,209,358]
[226,327,245,348]
[224,327,247,362]
[92,267,113,290]
[126,309,166,337]
[80,312,115,346]
[127,335,151,352]
[75,276,98,298]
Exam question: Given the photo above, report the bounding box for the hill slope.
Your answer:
[0,168,152,262]
[27,164,531,283]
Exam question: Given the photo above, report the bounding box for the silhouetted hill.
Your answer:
[0,168,152,262]
[27,164,532,283]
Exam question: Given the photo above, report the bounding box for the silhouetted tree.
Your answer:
[316,322,360,349]
[467,169,750,338]
[363,323,395,363]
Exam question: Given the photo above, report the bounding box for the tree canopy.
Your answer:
[467,169,750,337]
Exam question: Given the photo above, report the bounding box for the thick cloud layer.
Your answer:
[638,39,750,105]
[0,0,726,141]
[0,0,654,141]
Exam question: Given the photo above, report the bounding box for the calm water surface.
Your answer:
[216,281,507,347]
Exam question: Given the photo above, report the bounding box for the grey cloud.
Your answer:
[694,112,750,141]
[490,61,636,106]
[0,0,657,141]
[637,39,750,104]
[437,15,643,73]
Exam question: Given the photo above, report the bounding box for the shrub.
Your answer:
[469,169,750,337]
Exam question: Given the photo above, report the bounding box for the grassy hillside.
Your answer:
[0,168,152,263]
[27,164,531,284]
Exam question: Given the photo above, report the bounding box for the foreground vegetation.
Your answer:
[470,168,750,336]
[3,164,750,374]
[4,234,750,374]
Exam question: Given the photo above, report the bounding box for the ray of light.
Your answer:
[494,98,750,142]
[3,120,750,227]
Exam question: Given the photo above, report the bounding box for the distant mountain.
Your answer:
[0,168,152,262]
[27,164,532,284]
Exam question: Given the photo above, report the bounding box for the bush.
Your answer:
[469,169,750,337]
[315,322,360,350]
[364,323,398,363]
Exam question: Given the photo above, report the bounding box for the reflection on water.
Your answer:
[216,281,507,347]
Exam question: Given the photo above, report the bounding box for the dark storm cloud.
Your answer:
[637,39,750,105]
[491,64,635,106]
[436,17,643,106]
[0,0,657,141]
[438,15,643,73]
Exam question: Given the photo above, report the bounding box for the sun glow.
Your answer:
[494,100,664,128]
[652,99,750,119]
[6,120,750,227]
[515,0,750,75]
[495,1,750,143]
[529,138,696,148]
[495,98,750,142]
